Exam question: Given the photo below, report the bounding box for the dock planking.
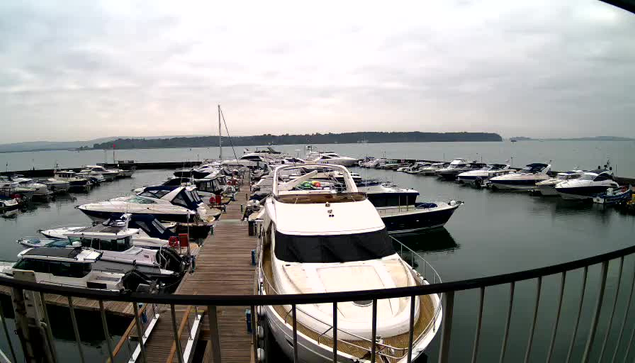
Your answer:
[142,183,257,363]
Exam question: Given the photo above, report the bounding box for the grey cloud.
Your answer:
[0,0,634,143]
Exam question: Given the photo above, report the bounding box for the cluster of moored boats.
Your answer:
[1,161,243,294]
[241,148,463,235]
[363,157,633,205]
[0,164,135,216]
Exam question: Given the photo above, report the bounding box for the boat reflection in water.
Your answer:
[393,228,459,255]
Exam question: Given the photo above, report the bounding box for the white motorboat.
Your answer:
[17,229,184,282]
[535,171,583,196]
[306,151,359,167]
[77,170,106,185]
[456,164,512,186]
[54,170,92,191]
[418,162,447,176]
[437,159,481,181]
[0,197,21,214]
[11,176,51,200]
[488,163,552,191]
[78,186,218,238]
[555,170,620,200]
[403,162,432,174]
[40,214,173,250]
[258,163,442,362]
[0,247,153,292]
[0,176,35,201]
[81,165,120,181]
[40,178,70,194]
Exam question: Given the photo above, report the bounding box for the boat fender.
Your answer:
[257,326,265,339]
[256,348,265,362]
[246,308,253,333]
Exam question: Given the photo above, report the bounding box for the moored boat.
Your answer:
[488,163,552,191]
[556,170,620,200]
[257,163,443,362]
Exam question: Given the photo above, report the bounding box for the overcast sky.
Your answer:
[0,0,633,144]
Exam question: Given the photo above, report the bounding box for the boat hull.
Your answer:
[557,186,611,200]
[380,203,460,234]
[489,179,541,191]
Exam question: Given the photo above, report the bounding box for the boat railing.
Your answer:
[392,235,444,344]
[3,242,635,362]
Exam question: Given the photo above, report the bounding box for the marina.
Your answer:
[0,143,634,362]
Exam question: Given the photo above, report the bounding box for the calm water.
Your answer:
[1,147,635,361]
[2,140,635,177]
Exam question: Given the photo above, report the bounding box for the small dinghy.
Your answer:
[593,186,633,205]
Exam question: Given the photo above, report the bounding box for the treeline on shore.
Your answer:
[92,131,502,150]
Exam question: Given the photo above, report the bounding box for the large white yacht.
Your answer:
[488,163,552,191]
[258,164,442,362]
[555,170,620,200]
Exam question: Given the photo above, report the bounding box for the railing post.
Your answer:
[566,266,589,363]
[292,304,298,363]
[67,296,85,363]
[407,295,416,363]
[599,256,624,361]
[170,304,185,363]
[251,304,257,363]
[524,276,542,363]
[581,261,609,363]
[547,272,566,363]
[207,305,221,363]
[332,302,338,363]
[371,298,378,363]
[132,302,147,363]
[438,291,455,363]
[499,282,515,363]
[98,300,114,363]
[471,287,485,363]
[611,258,635,363]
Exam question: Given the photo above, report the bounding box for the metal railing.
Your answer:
[0,243,634,362]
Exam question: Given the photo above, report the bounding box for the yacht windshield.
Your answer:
[274,229,395,263]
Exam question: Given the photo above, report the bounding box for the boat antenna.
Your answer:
[218,104,223,160]
[219,106,238,160]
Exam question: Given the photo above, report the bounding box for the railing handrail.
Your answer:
[2,243,635,306]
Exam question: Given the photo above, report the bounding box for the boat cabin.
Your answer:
[13,248,100,278]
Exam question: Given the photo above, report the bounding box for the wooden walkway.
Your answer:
[142,186,258,363]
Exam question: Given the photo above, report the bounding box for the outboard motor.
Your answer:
[122,270,154,292]
[157,248,186,274]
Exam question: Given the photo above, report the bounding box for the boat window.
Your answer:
[129,196,156,204]
[172,193,189,208]
[139,189,171,199]
[594,173,612,182]
[274,229,396,263]
[48,261,91,278]
[14,259,49,273]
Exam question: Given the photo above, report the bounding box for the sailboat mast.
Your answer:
[218,105,223,160]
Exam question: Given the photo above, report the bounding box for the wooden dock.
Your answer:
[141,187,257,363]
